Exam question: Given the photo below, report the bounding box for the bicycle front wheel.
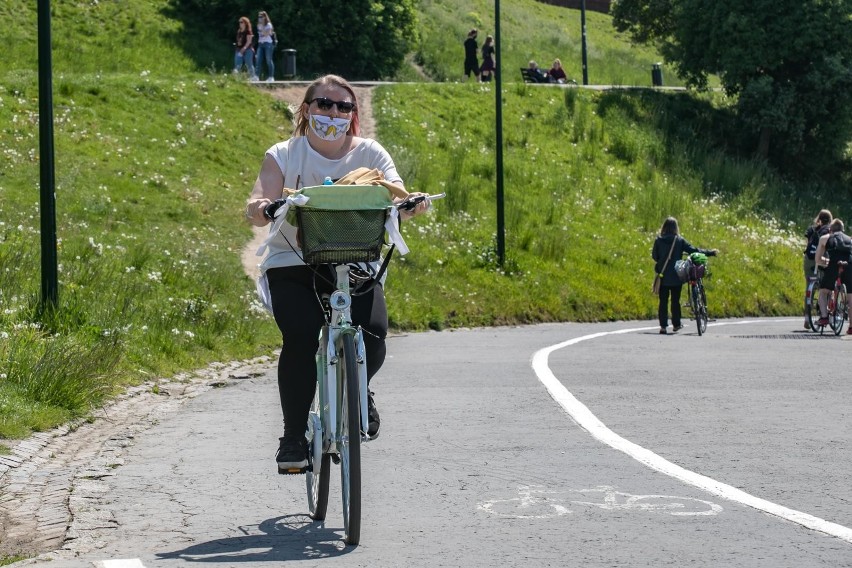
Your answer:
[805,280,819,332]
[306,409,330,520]
[339,332,362,545]
[692,283,708,336]
[831,285,847,336]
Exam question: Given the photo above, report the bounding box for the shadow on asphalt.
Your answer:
[155,515,353,562]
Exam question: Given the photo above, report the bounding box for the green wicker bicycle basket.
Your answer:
[293,185,394,265]
[296,207,389,264]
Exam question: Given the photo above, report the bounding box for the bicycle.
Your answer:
[816,260,848,335]
[264,185,443,545]
[676,253,709,336]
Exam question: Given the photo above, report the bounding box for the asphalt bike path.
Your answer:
[13,318,852,567]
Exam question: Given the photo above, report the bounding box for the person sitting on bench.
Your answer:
[527,60,549,83]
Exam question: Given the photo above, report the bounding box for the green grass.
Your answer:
[374,83,845,328]
[0,71,284,437]
[0,0,848,445]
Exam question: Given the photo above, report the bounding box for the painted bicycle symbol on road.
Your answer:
[478,485,723,519]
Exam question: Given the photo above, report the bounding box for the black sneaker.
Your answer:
[276,436,307,472]
[367,391,380,438]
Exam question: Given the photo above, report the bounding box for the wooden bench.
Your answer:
[520,67,541,83]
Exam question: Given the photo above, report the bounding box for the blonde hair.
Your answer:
[294,75,360,137]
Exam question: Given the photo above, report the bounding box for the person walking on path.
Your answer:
[463,29,480,82]
[652,217,718,335]
[244,75,431,470]
[255,11,276,82]
[480,35,496,82]
[234,16,257,80]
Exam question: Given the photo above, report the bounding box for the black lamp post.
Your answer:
[581,0,589,85]
[494,0,505,266]
[38,0,59,308]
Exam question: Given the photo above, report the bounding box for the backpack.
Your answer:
[806,226,828,260]
[827,232,852,256]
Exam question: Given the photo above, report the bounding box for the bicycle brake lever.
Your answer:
[263,199,287,221]
[398,193,446,211]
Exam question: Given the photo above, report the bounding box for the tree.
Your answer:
[612,0,852,177]
[268,0,418,79]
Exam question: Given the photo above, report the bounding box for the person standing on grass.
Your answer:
[652,217,718,335]
[244,75,431,471]
[255,11,276,82]
[463,29,480,82]
[234,16,257,81]
[480,35,496,82]
[803,209,832,328]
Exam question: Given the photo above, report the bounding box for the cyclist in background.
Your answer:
[244,75,430,470]
[803,210,832,328]
[814,218,852,332]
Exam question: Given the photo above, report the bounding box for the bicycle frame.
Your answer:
[315,264,369,456]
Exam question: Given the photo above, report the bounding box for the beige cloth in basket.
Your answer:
[333,167,409,200]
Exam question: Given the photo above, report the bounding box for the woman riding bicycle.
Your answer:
[244,75,430,470]
[813,218,852,332]
[652,217,718,335]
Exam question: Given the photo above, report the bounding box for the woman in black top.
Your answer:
[652,217,718,334]
[802,209,832,328]
[480,35,496,82]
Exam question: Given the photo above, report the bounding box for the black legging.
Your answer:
[267,265,388,438]
[658,284,683,328]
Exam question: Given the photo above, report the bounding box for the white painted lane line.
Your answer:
[531,320,852,544]
[98,559,147,568]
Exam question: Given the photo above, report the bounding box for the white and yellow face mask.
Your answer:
[309,114,350,141]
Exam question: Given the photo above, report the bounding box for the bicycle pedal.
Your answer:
[277,465,308,475]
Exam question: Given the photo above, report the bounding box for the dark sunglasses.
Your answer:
[309,97,356,114]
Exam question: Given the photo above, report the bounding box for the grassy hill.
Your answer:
[0,0,847,443]
[413,0,684,86]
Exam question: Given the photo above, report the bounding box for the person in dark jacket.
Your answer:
[652,217,718,334]
[463,29,480,82]
[802,209,832,328]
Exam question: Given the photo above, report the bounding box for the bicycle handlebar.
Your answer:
[263,192,445,220]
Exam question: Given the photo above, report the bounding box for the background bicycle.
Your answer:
[675,252,709,335]
[804,272,820,332]
[816,260,849,336]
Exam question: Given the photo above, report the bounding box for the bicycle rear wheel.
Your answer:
[339,333,361,545]
[830,285,847,336]
[306,408,330,520]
